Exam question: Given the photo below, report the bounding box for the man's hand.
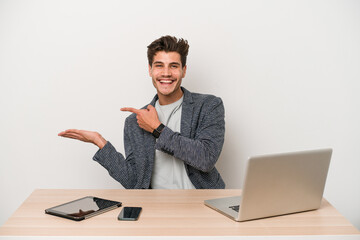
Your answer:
[58,129,107,149]
[121,105,161,133]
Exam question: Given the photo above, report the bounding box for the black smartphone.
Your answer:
[118,207,142,221]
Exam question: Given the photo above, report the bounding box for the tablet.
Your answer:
[45,196,122,221]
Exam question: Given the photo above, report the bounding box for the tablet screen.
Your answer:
[45,196,121,221]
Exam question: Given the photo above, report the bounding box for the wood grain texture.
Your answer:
[0,189,359,236]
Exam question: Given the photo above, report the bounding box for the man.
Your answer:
[58,36,225,189]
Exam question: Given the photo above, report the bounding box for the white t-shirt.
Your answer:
[151,96,195,189]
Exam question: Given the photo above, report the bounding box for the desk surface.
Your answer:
[0,189,359,237]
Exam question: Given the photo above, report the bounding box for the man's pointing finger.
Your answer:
[121,107,141,114]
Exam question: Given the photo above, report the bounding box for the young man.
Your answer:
[58,36,225,189]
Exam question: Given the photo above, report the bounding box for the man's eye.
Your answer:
[155,65,163,68]
[171,65,178,68]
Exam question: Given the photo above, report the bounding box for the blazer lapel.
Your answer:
[180,87,194,138]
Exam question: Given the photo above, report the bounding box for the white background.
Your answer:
[0,0,359,230]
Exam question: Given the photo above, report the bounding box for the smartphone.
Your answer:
[118,207,142,221]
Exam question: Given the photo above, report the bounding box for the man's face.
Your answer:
[149,51,186,103]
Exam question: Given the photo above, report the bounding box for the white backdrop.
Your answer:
[0,0,359,230]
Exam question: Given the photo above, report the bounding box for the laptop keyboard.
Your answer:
[229,205,240,212]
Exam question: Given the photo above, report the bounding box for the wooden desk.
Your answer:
[0,189,359,239]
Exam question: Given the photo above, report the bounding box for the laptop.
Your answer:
[204,148,332,222]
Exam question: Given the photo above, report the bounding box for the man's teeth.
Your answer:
[160,80,173,83]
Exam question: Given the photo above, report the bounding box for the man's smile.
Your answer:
[158,79,176,84]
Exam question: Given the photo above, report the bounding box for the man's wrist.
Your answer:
[94,134,107,149]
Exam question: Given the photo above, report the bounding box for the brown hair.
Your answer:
[147,35,189,67]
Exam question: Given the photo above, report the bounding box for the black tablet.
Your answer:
[45,196,122,221]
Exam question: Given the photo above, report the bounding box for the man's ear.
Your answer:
[148,64,152,77]
[182,65,187,78]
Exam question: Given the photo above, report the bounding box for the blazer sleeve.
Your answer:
[92,118,138,189]
[154,96,225,172]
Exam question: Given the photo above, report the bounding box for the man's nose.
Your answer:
[162,67,171,76]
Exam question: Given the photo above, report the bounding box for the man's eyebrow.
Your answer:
[152,61,181,65]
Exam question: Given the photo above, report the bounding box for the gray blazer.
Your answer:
[93,87,225,189]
